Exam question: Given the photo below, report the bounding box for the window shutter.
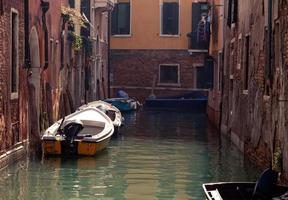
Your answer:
[162,3,169,34]
[124,3,130,34]
[171,3,179,35]
[232,0,238,23]
[162,2,179,35]
[69,0,75,8]
[227,0,232,27]
[111,4,118,35]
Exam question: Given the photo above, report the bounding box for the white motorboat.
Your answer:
[78,100,123,133]
[41,107,114,156]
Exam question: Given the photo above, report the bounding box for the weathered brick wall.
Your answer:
[221,0,288,180]
[0,0,27,153]
[110,49,206,102]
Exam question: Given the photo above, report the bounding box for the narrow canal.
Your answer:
[0,110,260,200]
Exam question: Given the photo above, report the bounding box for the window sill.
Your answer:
[111,34,132,38]
[263,95,270,102]
[242,90,248,95]
[157,83,181,87]
[188,49,208,53]
[10,92,19,100]
[159,34,180,38]
[236,64,241,70]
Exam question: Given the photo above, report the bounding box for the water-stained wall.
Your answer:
[221,0,288,180]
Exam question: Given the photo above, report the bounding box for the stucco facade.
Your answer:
[110,0,211,102]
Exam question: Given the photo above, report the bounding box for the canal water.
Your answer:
[0,110,260,200]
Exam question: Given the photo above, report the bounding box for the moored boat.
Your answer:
[145,91,208,111]
[104,97,140,112]
[202,182,288,200]
[41,107,114,156]
[78,100,124,133]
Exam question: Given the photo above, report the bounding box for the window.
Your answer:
[227,0,238,27]
[11,10,19,97]
[111,0,130,35]
[189,3,210,50]
[69,0,75,8]
[159,64,180,85]
[218,52,223,92]
[161,0,179,35]
[0,0,3,15]
[244,35,250,90]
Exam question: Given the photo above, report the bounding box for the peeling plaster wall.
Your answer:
[0,0,29,165]
[221,0,288,180]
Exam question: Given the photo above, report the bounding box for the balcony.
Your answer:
[92,0,116,11]
[187,31,210,53]
[189,2,210,53]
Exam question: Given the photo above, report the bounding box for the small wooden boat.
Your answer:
[145,91,208,111]
[78,100,124,133]
[41,107,114,156]
[202,182,288,200]
[104,98,140,112]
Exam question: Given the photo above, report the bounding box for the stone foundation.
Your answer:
[0,140,28,170]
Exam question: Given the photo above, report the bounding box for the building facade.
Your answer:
[110,0,213,102]
[0,0,114,169]
[0,0,29,169]
[207,0,224,128]
[220,0,288,180]
[89,0,115,101]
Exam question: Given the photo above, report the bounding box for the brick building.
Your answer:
[206,0,224,128]
[0,0,114,169]
[219,0,288,180]
[0,0,29,169]
[110,0,213,102]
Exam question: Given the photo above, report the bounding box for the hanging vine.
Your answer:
[61,6,88,28]
[67,31,83,51]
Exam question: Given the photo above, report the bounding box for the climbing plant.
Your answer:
[61,6,87,28]
[67,31,83,51]
[272,146,283,172]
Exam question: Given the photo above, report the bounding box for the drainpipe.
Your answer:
[107,11,111,98]
[268,0,272,81]
[24,0,30,68]
[41,0,49,70]
[61,15,69,70]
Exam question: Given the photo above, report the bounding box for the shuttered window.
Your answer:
[0,0,3,15]
[190,2,209,50]
[11,11,19,95]
[227,0,238,27]
[159,64,179,84]
[69,0,75,8]
[111,2,130,35]
[161,2,179,35]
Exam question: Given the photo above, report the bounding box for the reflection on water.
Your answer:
[0,110,260,200]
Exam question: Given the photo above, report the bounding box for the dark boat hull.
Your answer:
[203,182,288,200]
[145,92,208,111]
[145,98,207,111]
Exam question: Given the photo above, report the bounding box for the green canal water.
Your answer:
[0,110,260,200]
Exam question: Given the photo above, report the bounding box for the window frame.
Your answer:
[158,64,181,86]
[227,0,238,27]
[111,0,132,37]
[10,8,19,100]
[160,0,180,37]
[217,51,223,92]
[243,34,250,92]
